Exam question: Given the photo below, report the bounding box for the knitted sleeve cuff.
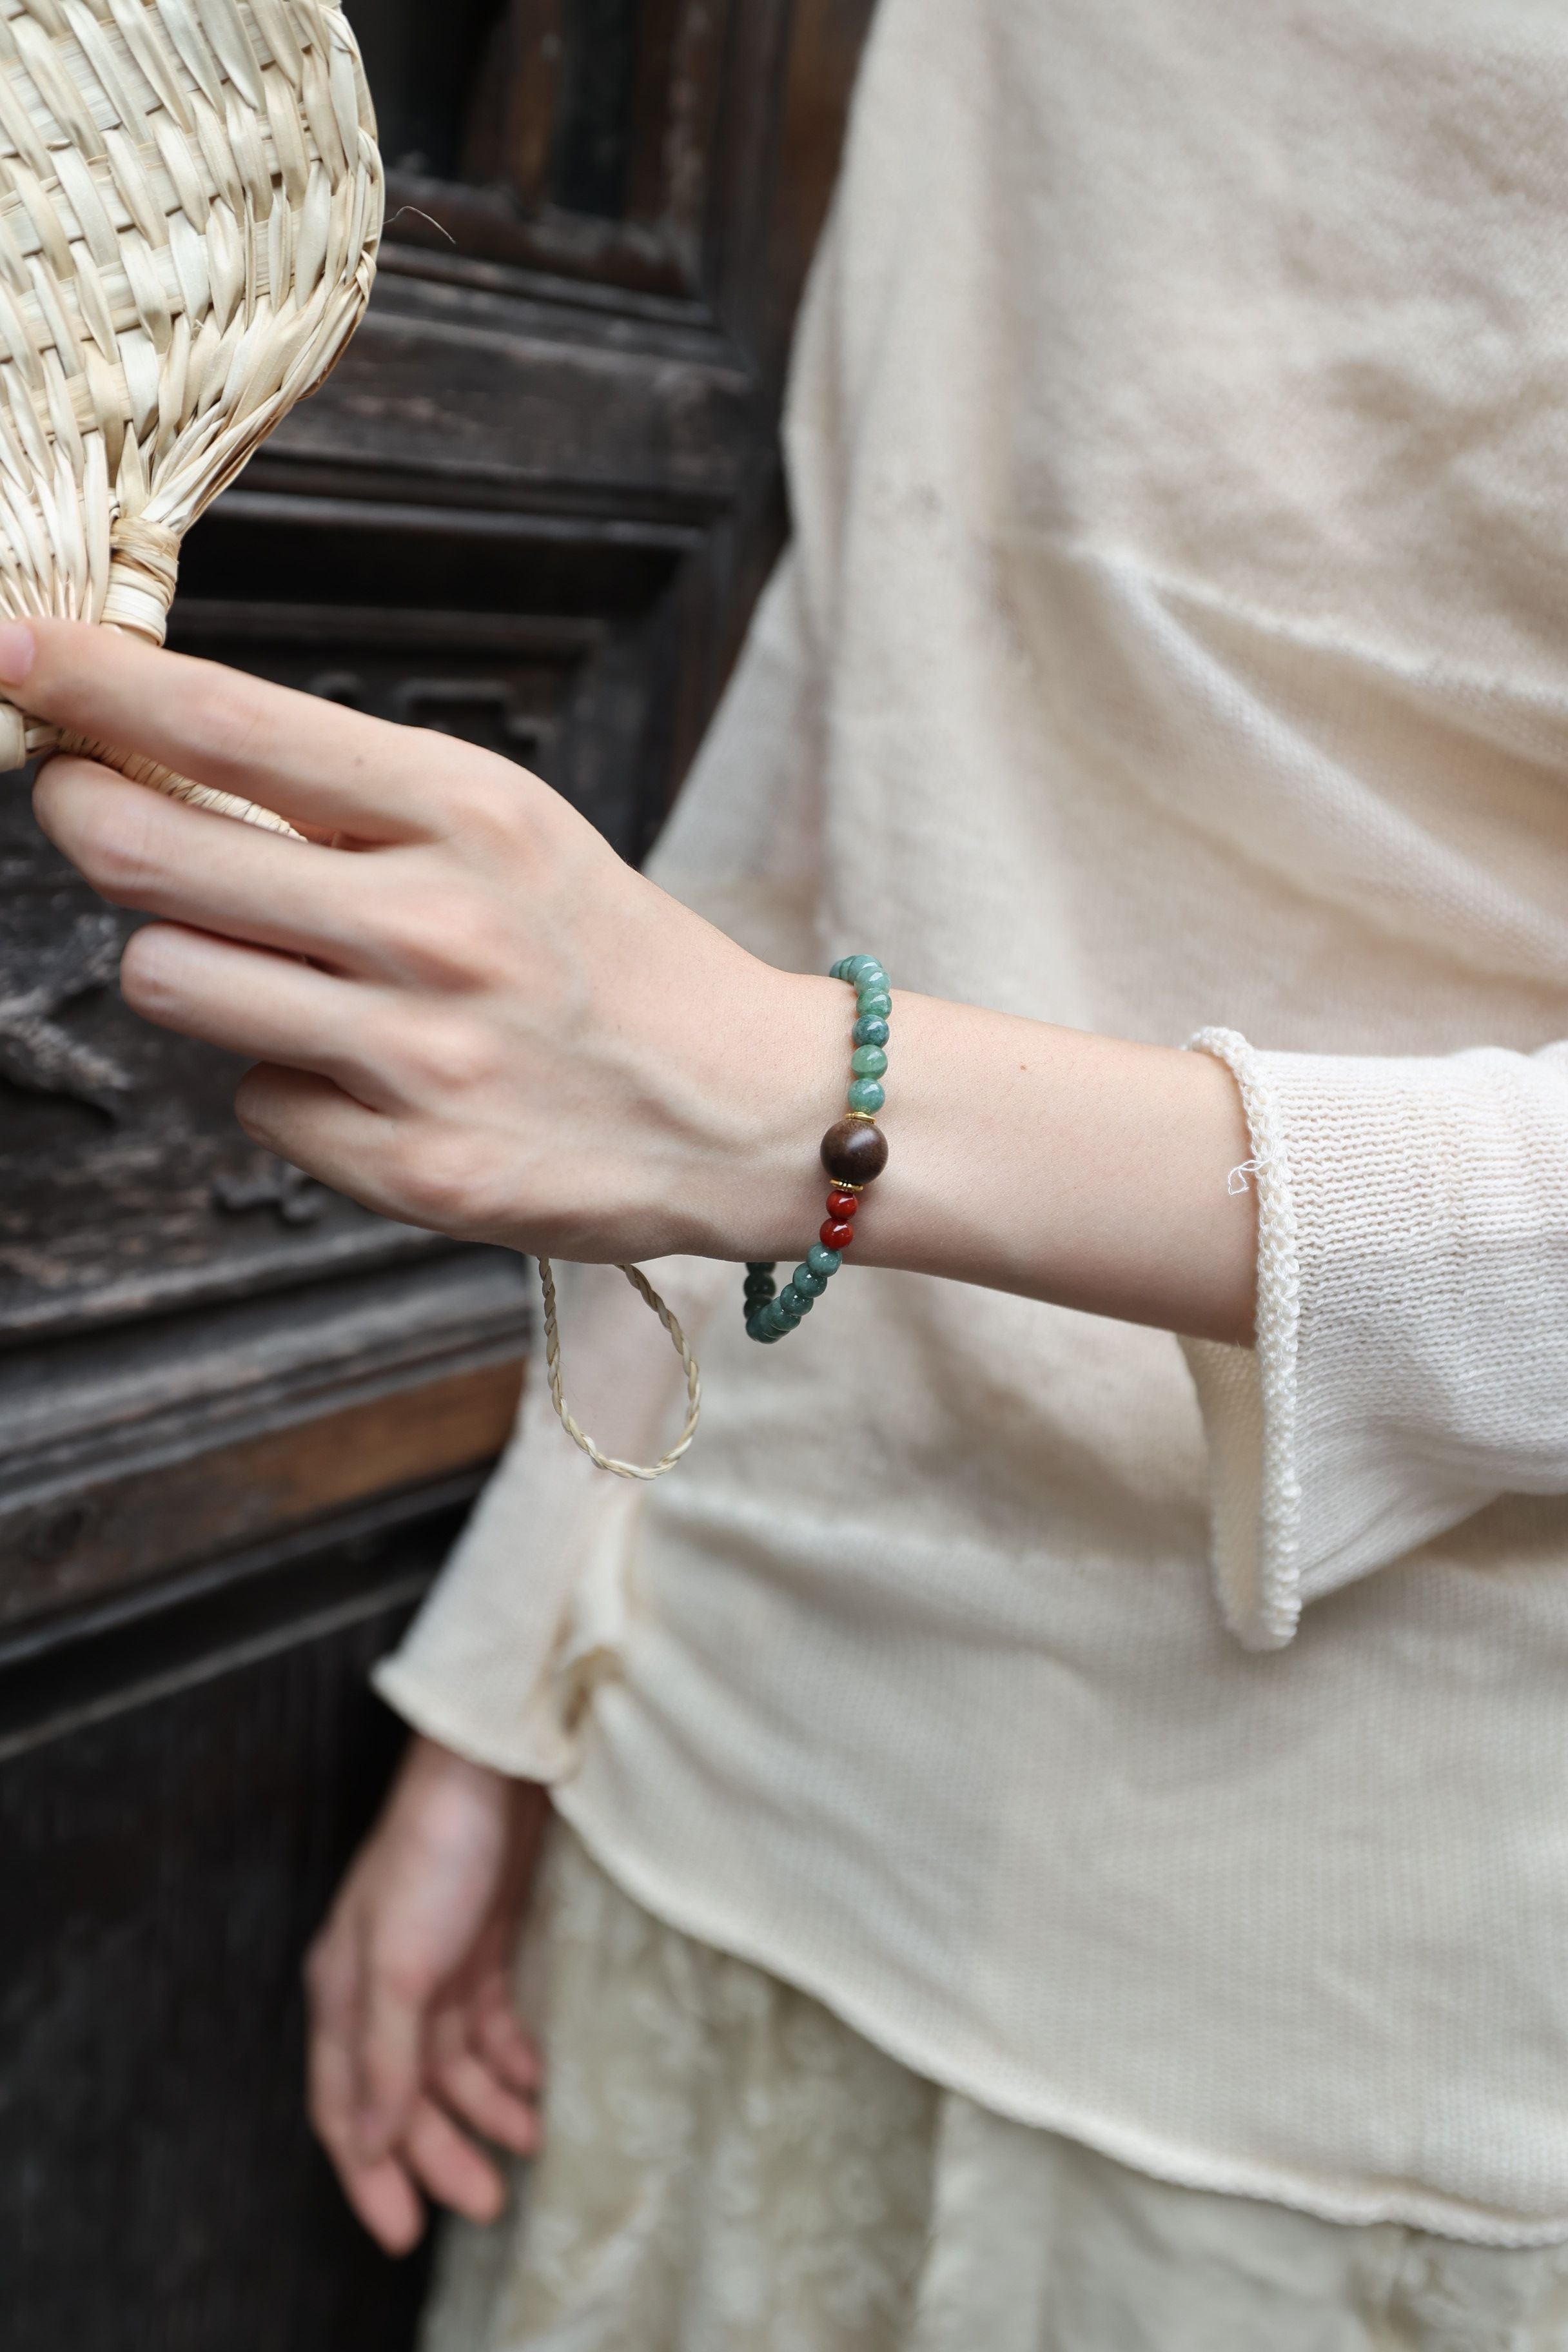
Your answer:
[1181,1027,1568,1649]
[1180,1027,1303,1648]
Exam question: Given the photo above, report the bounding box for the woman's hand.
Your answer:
[15,615,1259,1342]
[16,618,841,1268]
[305,1735,550,2255]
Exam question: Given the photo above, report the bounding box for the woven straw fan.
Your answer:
[0,0,700,1476]
[0,0,379,830]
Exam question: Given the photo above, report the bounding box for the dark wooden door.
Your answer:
[0,5,872,2342]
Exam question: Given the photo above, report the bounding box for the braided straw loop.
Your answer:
[0,0,382,828]
[539,1256,702,1482]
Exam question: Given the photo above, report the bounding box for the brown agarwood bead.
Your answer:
[820,1117,888,1186]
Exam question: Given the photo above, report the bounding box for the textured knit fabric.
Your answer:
[420,1827,1568,2351]
[377,0,1568,2240]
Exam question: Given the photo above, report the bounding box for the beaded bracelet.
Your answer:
[744,954,892,1342]
[541,953,890,1479]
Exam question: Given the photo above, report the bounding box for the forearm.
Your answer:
[14,622,1257,1350]
[729,977,1258,1349]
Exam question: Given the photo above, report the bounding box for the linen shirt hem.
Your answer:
[554,1778,1568,2251]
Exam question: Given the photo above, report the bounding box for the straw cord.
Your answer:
[538,1254,702,1481]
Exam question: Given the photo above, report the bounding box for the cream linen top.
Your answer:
[377,0,1568,2242]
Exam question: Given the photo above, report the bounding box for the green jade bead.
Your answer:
[749,955,888,1341]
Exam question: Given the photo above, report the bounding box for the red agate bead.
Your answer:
[826,1190,859,1219]
[821,1217,856,1250]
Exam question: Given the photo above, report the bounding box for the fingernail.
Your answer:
[0,622,34,683]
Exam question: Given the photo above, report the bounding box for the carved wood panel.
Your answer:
[356,0,730,293]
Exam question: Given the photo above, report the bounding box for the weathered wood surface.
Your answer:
[0,769,430,1340]
[0,1253,527,1628]
[0,4,877,2340]
[1,1541,451,2351]
[369,0,729,290]
[280,259,761,503]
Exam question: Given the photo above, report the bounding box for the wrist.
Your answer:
[702,975,1256,1346]
[850,994,1257,1342]
[685,966,852,1261]
[400,1732,512,1811]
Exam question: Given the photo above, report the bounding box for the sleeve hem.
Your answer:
[370,1656,580,1785]
[1184,1026,1304,1649]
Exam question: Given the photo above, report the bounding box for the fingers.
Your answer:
[404,2095,510,2226]
[311,1981,516,2251]
[308,1863,435,2173]
[305,1914,367,2179]
[431,2053,540,2159]
[302,1740,549,2257]
[32,758,404,972]
[335,2149,429,2256]
[311,2044,429,2256]
[236,1064,506,1240]
[234,1064,464,1233]
[306,1910,427,2257]
[472,1970,544,2096]
[121,923,406,1100]
[320,2093,516,2249]
[429,2001,540,2158]
[313,1943,533,2235]
[1,616,470,841]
